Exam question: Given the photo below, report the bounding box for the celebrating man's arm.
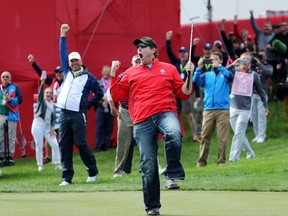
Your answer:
[182,61,195,95]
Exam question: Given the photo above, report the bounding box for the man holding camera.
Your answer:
[250,51,273,143]
[193,51,234,167]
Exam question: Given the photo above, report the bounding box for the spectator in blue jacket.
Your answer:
[166,30,200,142]
[57,24,103,186]
[193,51,234,167]
[0,71,22,166]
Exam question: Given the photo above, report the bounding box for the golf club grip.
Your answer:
[186,70,191,90]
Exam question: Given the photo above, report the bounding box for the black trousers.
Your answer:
[59,110,98,183]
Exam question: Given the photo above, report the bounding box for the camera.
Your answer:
[276,82,288,96]
[252,53,259,59]
[203,59,212,65]
[239,59,249,65]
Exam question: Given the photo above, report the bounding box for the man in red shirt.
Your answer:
[110,36,194,216]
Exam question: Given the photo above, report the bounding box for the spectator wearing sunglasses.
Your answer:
[0,71,22,166]
[110,36,194,216]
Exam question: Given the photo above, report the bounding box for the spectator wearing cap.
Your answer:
[220,19,246,61]
[213,40,228,66]
[110,35,194,215]
[191,41,213,62]
[202,43,213,60]
[166,30,200,142]
[190,40,214,71]
[228,31,236,40]
[28,54,64,164]
[57,24,103,186]
[246,35,257,52]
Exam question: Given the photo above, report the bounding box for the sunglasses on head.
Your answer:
[134,59,141,64]
[137,43,148,49]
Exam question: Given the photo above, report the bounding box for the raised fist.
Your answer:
[111,60,121,77]
[61,24,70,33]
[166,30,173,40]
[28,54,34,63]
[193,38,200,45]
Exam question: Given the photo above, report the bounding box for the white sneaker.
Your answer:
[147,208,160,215]
[256,137,265,143]
[55,164,62,170]
[247,154,256,159]
[113,172,123,178]
[252,137,259,142]
[38,166,43,171]
[158,166,166,175]
[165,179,180,189]
[86,175,97,183]
[59,181,70,186]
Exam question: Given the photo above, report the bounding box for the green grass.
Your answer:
[0,100,287,193]
[0,191,287,216]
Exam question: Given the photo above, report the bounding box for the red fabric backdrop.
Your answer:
[1,0,181,157]
[2,0,287,158]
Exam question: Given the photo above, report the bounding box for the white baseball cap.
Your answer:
[213,40,222,47]
[68,52,81,61]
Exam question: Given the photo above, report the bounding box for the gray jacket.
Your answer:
[34,83,56,128]
[227,65,267,111]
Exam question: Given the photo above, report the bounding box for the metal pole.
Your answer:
[207,0,212,22]
[186,16,200,90]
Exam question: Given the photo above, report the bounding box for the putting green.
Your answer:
[0,191,286,216]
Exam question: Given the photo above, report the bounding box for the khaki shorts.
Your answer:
[181,96,193,114]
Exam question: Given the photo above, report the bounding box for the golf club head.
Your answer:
[189,16,200,21]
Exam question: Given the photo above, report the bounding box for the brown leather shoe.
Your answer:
[193,135,202,142]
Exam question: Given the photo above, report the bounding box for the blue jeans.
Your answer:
[133,112,185,211]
